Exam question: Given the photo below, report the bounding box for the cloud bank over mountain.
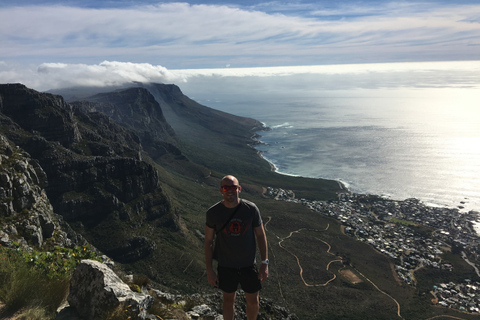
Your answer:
[0,61,176,91]
[2,59,479,92]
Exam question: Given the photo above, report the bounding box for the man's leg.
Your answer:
[223,291,236,320]
[245,291,259,320]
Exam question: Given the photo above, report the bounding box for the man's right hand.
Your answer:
[207,269,219,287]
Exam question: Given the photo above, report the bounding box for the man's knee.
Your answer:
[223,291,237,305]
[245,291,259,306]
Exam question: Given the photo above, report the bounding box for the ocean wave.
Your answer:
[270,122,293,129]
[336,179,351,190]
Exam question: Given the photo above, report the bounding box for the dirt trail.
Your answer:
[424,315,468,320]
[276,225,343,287]
[352,266,404,319]
[265,217,404,319]
[264,216,288,307]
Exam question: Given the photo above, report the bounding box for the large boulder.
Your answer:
[68,259,154,319]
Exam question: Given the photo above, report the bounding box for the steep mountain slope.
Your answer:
[140,83,268,176]
[0,84,172,262]
[73,87,181,160]
[55,83,268,177]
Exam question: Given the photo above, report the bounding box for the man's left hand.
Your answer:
[259,264,269,282]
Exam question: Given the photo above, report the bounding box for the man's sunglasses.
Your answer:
[221,185,239,191]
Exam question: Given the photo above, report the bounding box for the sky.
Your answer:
[1,0,480,90]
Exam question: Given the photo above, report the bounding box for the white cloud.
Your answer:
[0,61,185,91]
[173,60,480,78]
[2,59,479,92]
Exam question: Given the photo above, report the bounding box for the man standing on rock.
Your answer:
[205,175,269,320]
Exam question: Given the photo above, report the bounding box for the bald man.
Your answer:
[205,175,268,320]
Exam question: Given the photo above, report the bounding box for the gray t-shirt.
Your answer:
[206,199,262,268]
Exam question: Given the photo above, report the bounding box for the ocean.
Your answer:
[177,61,480,214]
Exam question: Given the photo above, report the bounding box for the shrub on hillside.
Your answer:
[0,244,100,316]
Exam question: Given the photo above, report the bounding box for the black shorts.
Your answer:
[217,265,262,294]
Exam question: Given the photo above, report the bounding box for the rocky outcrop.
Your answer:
[70,105,143,159]
[47,156,160,222]
[0,83,81,148]
[0,134,79,249]
[63,261,298,320]
[150,289,298,320]
[67,259,154,320]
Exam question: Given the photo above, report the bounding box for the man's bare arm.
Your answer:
[204,225,218,287]
[254,224,269,282]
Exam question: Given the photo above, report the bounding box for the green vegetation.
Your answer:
[0,244,175,320]
[0,245,68,318]
[416,250,480,293]
[0,244,100,318]
[24,245,100,279]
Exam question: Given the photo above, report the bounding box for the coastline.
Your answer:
[252,126,479,226]
[259,148,348,187]
[260,147,480,235]
[253,126,352,194]
[251,122,480,216]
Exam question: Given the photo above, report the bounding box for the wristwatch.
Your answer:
[261,259,269,265]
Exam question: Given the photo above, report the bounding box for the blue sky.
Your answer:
[1,0,480,90]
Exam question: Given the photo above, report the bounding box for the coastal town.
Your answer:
[266,187,480,314]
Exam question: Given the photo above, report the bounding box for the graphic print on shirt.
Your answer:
[224,218,250,237]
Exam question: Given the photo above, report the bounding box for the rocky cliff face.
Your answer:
[0,133,79,250]
[0,81,270,269]
[72,87,184,161]
[0,84,171,262]
[0,84,81,148]
[141,82,268,174]
[144,83,263,136]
